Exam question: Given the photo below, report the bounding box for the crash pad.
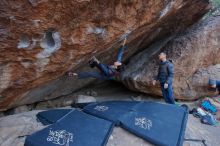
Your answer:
[25,110,114,146]
[30,101,188,146]
[83,101,139,125]
[119,102,188,146]
[36,109,72,125]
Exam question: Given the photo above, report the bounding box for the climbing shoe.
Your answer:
[66,71,78,77]
[89,56,100,68]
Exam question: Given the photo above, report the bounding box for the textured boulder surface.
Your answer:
[0,0,210,110]
[121,16,220,100]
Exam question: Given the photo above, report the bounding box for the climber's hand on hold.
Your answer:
[122,37,127,46]
[67,71,78,77]
[152,80,157,86]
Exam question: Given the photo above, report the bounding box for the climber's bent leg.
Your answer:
[95,63,111,76]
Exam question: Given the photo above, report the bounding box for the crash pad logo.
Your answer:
[47,129,73,146]
[94,105,109,111]
[135,117,152,130]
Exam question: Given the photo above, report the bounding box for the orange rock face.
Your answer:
[0,0,210,110]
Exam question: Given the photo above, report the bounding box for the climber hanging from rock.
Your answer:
[67,38,127,80]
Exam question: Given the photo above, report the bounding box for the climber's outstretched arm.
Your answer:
[116,38,127,63]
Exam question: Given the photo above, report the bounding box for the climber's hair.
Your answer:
[159,52,166,57]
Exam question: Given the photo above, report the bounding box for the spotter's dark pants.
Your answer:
[160,82,175,104]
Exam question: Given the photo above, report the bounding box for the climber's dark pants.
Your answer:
[77,62,113,80]
[77,46,126,80]
[160,82,175,104]
[96,63,111,76]
[95,46,125,75]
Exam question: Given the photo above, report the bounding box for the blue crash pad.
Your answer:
[83,101,139,125]
[119,102,188,146]
[37,109,72,125]
[25,110,114,146]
